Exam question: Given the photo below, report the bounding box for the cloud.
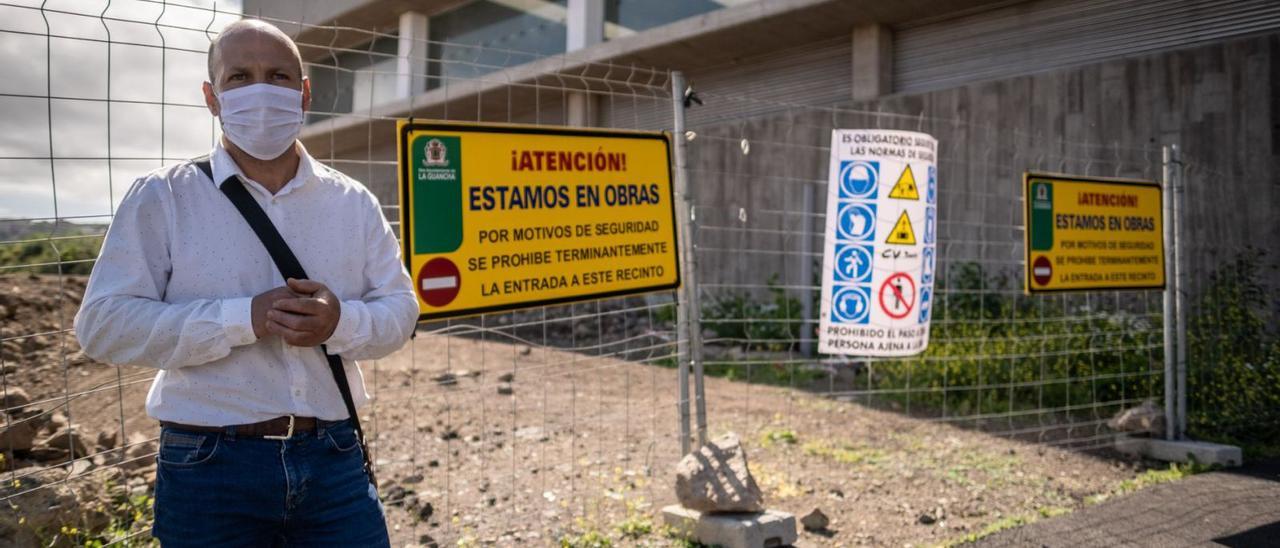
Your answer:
[0,0,243,220]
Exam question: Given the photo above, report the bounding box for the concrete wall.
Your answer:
[684,32,1280,303]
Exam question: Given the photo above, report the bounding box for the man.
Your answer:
[74,19,417,546]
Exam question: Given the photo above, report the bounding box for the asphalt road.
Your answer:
[976,459,1280,547]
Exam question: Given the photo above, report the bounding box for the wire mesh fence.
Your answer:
[4,1,1272,547]
[683,97,1168,452]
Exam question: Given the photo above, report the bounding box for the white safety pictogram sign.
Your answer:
[819,129,938,356]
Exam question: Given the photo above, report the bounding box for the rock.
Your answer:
[383,484,411,507]
[0,467,121,545]
[674,432,764,513]
[918,506,945,525]
[0,387,30,414]
[122,431,156,469]
[432,372,457,386]
[519,346,532,356]
[1107,400,1165,436]
[42,427,90,459]
[28,447,70,461]
[0,417,43,452]
[497,372,515,383]
[401,473,424,485]
[417,500,434,521]
[96,430,118,451]
[497,383,514,396]
[801,508,830,531]
[45,412,69,435]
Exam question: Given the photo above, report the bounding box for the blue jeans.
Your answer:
[152,419,389,547]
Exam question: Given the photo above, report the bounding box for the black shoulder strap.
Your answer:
[193,157,376,487]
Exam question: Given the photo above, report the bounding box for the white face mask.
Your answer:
[216,83,304,160]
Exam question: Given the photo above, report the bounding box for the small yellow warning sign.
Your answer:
[888,165,920,200]
[886,211,917,245]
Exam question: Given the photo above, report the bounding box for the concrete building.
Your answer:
[245,0,1280,306]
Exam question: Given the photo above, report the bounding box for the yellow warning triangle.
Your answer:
[888,165,920,200]
[886,211,917,245]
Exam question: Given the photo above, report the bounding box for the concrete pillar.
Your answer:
[397,11,429,99]
[567,0,604,50]
[566,0,604,126]
[851,23,892,101]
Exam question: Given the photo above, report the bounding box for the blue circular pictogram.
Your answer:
[834,244,873,283]
[839,160,878,199]
[831,285,871,324]
[837,202,877,241]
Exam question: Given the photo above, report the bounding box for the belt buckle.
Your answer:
[264,415,295,440]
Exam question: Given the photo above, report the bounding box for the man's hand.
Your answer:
[265,278,342,347]
[250,286,300,340]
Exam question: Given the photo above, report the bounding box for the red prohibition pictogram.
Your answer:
[879,272,917,319]
[417,257,461,307]
[1032,255,1053,286]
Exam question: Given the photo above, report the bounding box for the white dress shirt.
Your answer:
[75,141,418,426]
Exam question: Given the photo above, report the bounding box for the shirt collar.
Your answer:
[210,140,319,198]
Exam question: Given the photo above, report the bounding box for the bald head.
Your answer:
[202,19,310,123]
[206,19,303,88]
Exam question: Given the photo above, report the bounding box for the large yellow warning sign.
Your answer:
[1024,172,1164,293]
[398,120,680,320]
[888,165,920,200]
[886,211,917,245]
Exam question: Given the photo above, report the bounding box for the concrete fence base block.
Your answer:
[1115,437,1243,467]
[662,505,798,548]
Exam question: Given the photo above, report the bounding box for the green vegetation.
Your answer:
[0,221,104,275]
[701,275,802,352]
[757,427,798,448]
[558,530,613,548]
[940,506,1071,547]
[41,491,156,547]
[801,440,886,466]
[615,514,653,540]
[1084,461,1213,505]
[877,261,1161,420]
[693,250,1278,455]
[1184,250,1280,456]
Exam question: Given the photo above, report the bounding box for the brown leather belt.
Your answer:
[161,415,321,440]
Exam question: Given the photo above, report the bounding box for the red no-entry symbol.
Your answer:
[417,258,461,307]
[879,272,917,319]
[1032,256,1053,287]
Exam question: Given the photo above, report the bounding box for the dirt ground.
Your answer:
[366,334,1154,547]
[0,275,1157,547]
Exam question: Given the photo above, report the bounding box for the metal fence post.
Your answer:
[798,184,815,356]
[1171,144,1188,440]
[671,71,706,453]
[1161,145,1177,441]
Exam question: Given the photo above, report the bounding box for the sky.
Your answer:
[0,0,243,222]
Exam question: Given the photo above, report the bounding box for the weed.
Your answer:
[1085,461,1213,505]
[802,441,885,466]
[758,428,798,448]
[616,515,653,539]
[702,275,802,352]
[559,529,613,547]
[940,506,1070,547]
